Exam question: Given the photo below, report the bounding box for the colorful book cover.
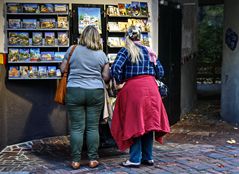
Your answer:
[107,6,119,16]
[54,4,68,13]
[41,52,54,61]
[7,3,22,13]
[56,69,62,77]
[38,66,47,78]
[19,48,30,61]
[57,32,68,46]
[9,66,20,78]
[141,33,150,46]
[32,32,43,46]
[40,4,54,13]
[140,2,148,16]
[57,16,68,28]
[19,66,29,78]
[107,37,121,47]
[54,52,65,61]
[22,4,39,13]
[21,19,37,29]
[9,32,29,46]
[30,48,41,61]
[47,66,57,77]
[8,48,19,62]
[125,4,132,16]
[118,22,128,32]
[45,32,55,46]
[131,1,141,16]
[107,22,119,31]
[8,19,21,29]
[29,66,38,78]
[118,3,127,16]
[40,18,56,28]
[107,53,117,63]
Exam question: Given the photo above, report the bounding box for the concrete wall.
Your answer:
[221,0,239,124]
[180,0,198,114]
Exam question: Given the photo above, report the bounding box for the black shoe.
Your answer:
[141,160,154,166]
[121,160,140,168]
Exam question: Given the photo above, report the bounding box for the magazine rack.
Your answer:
[6,3,70,80]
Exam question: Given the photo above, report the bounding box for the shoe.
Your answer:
[121,160,140,168]
[141,160,154,166]
[89,160,99,168]
[71,161,80,169]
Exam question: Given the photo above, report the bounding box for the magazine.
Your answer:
[54,52,65,61]
[19,48,30,61]
[8,48,19,62]
[9,32,29,46]
[118,3,127,16]
[118,22,128,32]
[21,19,37,29]
[141,33,150,46]
[45,32,55,46]
[131,1,141,16]
[19,66,29,78]
[41,52,54,61]
[40,4,54,13]
[107,22,119,31]
[29,66,38,78]
[47,66,57,77]
[8,19,21,29]
[108,37,121,47]
[54,4,68,13]
[56,69,62,77]
[57,32,68,46]
[125,4,132,16]
[140,2,148,16]
[40,18,56,28]
[9,66,20,78]
[7,3,22,13]
[32,32,43,46]
[107,6,119,16]
[38,66,47,78]
[22,3,39,13]
[57,16,68,28]
[30,48,41,61]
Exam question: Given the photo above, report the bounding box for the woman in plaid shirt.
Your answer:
[110,26,170,168]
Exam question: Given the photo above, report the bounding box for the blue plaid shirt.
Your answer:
[110,44,164,84]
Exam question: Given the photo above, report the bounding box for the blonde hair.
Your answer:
[79,25,103,50]
[125,36,142,63]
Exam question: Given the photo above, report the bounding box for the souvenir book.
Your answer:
[21,19,37,29]
[140,2,149,16]
[54,4,68,13]
[45,32,55,46]
[47,66,57,77]
[107,22,119,31]
[8,19,21,29]
[56,69,62,77]
[40,4,54,13]
[54,52,65,61]
[40,18,56,28]
[30,48,41,61]
[119,37,126,47]
[125,4,132,16]
[22,3,39,13]
[7,3,22,13]
[38,66,47,78]
[29,66,38,78]
[118,22,128,32]
[19,48,30,61]
[57,32,68,46]
[19,66,29,78]
[118,3,127,16]
[9,32,29,46]
[32,32,43,46]
[41,52,54,61]
[57,16,68,28]
[107,53,117,63]
[8,48,19,62]
[108,37,121,47]
[131,1,141,16]
[107,6,119,16]
[9,66,20,78]
[141,33,150,46]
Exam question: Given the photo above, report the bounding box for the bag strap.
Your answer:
[64,45,77,74]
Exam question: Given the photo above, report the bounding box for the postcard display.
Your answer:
[106,2,150,63]
[6,3,70,80]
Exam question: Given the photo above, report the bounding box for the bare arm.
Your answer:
[102,63,110,83]
[60,59,67,73]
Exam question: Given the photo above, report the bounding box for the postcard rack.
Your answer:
[6,3,70,80]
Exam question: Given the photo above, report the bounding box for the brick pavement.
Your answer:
[1,99,239,173]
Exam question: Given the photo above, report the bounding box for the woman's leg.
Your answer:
[141,131,154,161]
[129,137,142,163]
[66,87,86,162]
[85,89,104,160]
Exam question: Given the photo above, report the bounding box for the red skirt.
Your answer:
[110,75,170,151]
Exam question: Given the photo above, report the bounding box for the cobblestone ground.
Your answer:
[0,99,239,174]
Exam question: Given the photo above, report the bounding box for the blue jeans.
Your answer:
[129,132,153,163]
